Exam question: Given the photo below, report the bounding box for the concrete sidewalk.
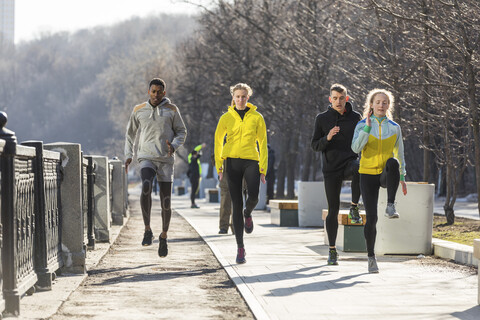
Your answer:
[174,195,480,320]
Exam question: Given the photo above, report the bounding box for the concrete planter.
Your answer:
[298,181,327,227]
[375,182,434,255]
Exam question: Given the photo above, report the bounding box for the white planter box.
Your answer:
[298,181,327,227]
[375,182,434,255]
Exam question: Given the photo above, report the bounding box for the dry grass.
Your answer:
[433,215,480,246]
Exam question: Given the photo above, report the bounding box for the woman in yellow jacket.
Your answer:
[214,83,268,264]
[352,88,407,273]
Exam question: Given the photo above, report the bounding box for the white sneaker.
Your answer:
[385,203,399,219]
[368,256,379,273]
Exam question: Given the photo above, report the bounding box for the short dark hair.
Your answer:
[149,78,166,91]
[330,83,347,96]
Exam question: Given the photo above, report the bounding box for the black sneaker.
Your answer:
[218,228,228,234]
[141,230,154,246]
[349,206,362,224]
[158,237,168,257]
[327,249,338,265]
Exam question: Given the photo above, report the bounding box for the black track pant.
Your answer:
[140,168,172,233]
[189,176,200,205]
[226,158,260,249]
[325,159,361,247]
[360,158,400,257]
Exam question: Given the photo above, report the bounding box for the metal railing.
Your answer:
[0,112,128,317]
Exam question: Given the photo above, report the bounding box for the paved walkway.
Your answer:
[174,194,480,320]
[16,187,480,320]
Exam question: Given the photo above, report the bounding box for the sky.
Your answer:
[15,0,205,43]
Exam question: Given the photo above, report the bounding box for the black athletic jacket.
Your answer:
[311,102,361,177]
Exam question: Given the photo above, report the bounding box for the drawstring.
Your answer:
[148,106,160,119]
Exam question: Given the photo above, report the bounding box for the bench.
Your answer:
[206,188,219,203]
[322,209,366,252]
[474,239,480,305]
[270,200,299,227]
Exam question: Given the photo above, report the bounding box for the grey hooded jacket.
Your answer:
[125,97,187,164]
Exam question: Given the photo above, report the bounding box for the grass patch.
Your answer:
[433,215,480,246]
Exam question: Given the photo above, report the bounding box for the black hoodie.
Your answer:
[311,101,361,177]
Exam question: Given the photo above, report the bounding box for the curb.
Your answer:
[432,238,478,267]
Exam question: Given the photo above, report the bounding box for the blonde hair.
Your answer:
[230,83,253,106]
[363,88,395,120]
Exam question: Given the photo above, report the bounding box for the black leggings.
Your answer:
[325,159,361,247]
[189,177,199,204]
[360,158,400,257]
[140,168,172,233]
[226,158,260,248]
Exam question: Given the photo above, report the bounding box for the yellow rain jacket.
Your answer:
[351,115,406,181]
[214,103,268,175]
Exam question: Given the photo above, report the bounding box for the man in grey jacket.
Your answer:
[125,78,187,257]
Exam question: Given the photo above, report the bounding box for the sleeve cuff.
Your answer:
[400,174,405,181]
[363,125,372,133]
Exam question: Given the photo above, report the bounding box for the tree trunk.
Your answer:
[276,159,286,199]
[301,148,312,181]
[286,134,298,198]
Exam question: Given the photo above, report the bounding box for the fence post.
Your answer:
[0,111,20,315]
[109,159,126,225]
[44,143,86,274]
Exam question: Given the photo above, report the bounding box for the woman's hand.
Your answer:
[401,181,407,195]
[260,174,266,184]
[218,172,223,181]
[366,109,372,127]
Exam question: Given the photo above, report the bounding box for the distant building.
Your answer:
[0,0,14,46]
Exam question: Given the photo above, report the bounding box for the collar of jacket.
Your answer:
[228,102,257,117]
[147,97,171,119]
[371,115,388,123]
[327,101,353,116]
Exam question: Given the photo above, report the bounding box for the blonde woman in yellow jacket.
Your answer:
[214,83,268,264]
[351,88,407,273]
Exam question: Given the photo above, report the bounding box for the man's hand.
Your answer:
[218,172,223,181]
[401,181,407,195]
[260,174,266,184]
[327,126,340,141]
[166,140,174,156]
[125,158,132,173]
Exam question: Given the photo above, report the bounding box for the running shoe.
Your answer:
[158,237,168,257]
[368,256,379,273]
[244,210,254,234]
[236,248,246,264]
[218,228,228,234]
[191,204,200,209]
[385,203,399,219]
[349,205,362,224]
[327,249,338,265]
[141,230,154,246]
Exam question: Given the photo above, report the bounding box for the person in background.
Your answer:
[187,143,206,208]
[266,144,276,204]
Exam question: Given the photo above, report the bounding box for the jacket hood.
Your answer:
[228,102,258,113]
[327,101,354,116]
[148,97,172,118]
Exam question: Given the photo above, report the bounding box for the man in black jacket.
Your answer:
[311,84,362,265]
